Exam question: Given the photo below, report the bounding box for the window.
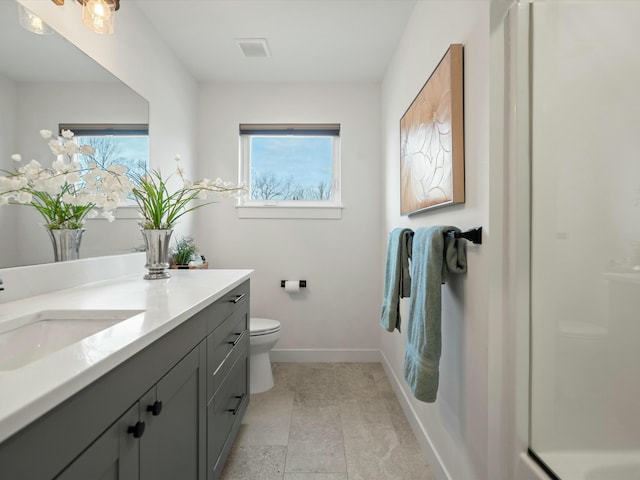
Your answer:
[59,124,149,183]
[238,124,342,219]
[58,124,149,215]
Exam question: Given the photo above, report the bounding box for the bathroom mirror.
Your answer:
[0,1,149,269]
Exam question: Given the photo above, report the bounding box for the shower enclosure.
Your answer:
[527,1,640,479]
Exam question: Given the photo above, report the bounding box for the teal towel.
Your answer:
[380,228,413,333]
[403,226,467,402]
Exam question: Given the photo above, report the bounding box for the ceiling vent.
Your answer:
[236,38,271,58]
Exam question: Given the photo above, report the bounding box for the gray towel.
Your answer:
[403,226,467,402]
[380,228,413,333]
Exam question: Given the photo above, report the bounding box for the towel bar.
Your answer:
[448,227,482,244]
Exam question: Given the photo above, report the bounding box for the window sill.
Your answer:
[236,204,343,219]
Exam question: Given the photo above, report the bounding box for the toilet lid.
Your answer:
[250,317,281,336]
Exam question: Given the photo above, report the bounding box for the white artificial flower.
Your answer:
[80,144,95,155]
[48,140,66,155]
[52,160,66,172]
[61,129,74,139]
[0,177,12,192]
[65,142,79,155]
[102,210,115,222]
[197,190,208,200]
[16,191,32,204]
[61,193,76,204]
[65,172,81,184]
[40,129,53,139]
[11,154,21,162]
[174,154,181,162]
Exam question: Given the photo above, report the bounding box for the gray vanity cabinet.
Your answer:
[0,279,250,480]
[55,403,139,480]
[56,344,206,480]
[139,344,206,480]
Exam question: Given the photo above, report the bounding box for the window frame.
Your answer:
[237,123,343,219]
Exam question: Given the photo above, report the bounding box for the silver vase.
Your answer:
[47,228,85,262]
[141,229,174,280]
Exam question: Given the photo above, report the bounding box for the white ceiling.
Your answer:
[133,0,418,83]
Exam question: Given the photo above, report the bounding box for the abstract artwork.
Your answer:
[400,44,464,215]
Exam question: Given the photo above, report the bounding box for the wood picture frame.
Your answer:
[400,44,464,215]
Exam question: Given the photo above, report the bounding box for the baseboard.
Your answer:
[379,351,452,480]
[270,348,382,363]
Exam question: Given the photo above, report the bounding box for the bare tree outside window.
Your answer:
[75,136,148,181]
[251,172,332,201]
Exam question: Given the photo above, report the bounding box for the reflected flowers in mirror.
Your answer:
[0,129,133,229]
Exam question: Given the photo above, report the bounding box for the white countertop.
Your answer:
[0,268,252,444]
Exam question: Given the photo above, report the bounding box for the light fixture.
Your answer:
[50,0,120,35]
[18,4,54,35]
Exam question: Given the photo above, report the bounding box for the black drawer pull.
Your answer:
[227,332,244,347]
[230,293,246,304]
[227,395,245,415]
[127,421,145,438]
[146,400,163,416]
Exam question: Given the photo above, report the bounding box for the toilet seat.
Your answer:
[250,317,281,337]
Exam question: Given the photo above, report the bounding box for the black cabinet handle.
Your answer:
[230,293,246,304]
[227,395,245,415]
[147,400,163,416]
[227,332,244,347]
[127,421,145,438]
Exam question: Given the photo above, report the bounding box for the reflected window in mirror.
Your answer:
[59,124,149,191]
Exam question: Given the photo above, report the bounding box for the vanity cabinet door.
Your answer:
[140,343,206,480]
[55,404,139,480]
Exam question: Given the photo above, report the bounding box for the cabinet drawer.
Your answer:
[207,350,248,476]
[207,307,247,398]
[206,281,249,334]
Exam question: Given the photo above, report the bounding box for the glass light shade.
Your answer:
[81,0,116,35]
[18,5,54,35]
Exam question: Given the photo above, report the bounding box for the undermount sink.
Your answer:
[0,309,145,371]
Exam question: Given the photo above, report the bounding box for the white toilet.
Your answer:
[249,317,281,394]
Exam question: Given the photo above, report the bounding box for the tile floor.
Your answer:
[220,363,436,480]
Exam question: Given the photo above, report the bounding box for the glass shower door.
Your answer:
[529,1,640,479]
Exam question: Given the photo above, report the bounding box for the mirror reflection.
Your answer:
[0,2,150,269]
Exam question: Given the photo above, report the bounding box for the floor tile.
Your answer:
[237,389,294,446]
[220,445,286,480]
[284,474,348,480]
[223,362,436,480]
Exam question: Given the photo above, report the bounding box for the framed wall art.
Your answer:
[400,44,464,216]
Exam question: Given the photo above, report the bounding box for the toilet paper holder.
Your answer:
[281,280,307,288]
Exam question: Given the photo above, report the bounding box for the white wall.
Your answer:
[380,2,490,479]
[196,83,383,360]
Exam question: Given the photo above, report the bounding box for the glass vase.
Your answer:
[47,228,85,262]
[141,229,173,280]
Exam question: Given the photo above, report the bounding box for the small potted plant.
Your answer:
[170,236,198,269]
